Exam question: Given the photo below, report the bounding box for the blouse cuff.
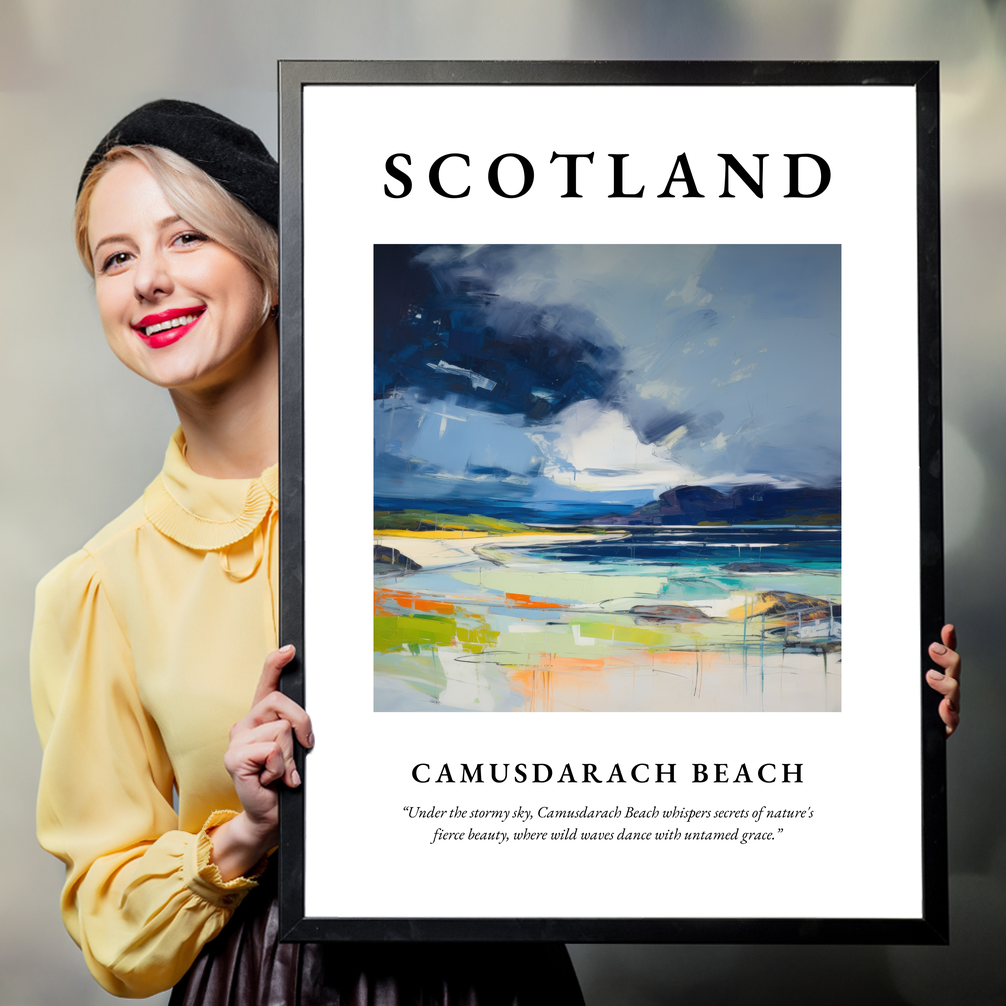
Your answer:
[183,810,269,909]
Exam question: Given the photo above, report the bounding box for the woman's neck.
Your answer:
[169,320,280,479]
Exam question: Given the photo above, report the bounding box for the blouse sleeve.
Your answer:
[31,549,262,998]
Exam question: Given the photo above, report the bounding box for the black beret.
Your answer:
[78,99,278,228]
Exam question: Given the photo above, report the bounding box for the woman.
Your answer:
[31,100,586,1003]
[33,99,963,1003]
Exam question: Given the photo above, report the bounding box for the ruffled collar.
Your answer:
[143,428,278,551]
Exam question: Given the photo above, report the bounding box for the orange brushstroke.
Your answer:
[647,650,711,669]
[509,655,610,712]
[374,588,455,616]
[510,654,632,711]
[525,668,553,712]
[504,592,568,610]
[540,653,607,672]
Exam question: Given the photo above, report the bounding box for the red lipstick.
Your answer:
[132,306,205,349]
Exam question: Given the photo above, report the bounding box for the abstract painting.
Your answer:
[374,244,840,712]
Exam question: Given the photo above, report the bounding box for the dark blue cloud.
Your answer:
[373,244,841,493]
[374,245,623,420]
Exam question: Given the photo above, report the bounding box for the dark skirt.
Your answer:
[169,870,585,1006]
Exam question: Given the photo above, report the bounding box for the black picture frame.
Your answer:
[277,60,945,944]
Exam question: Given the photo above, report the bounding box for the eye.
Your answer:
[172,230,208,249]
[100,251,132,274]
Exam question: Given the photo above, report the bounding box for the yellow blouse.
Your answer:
[31,428,279,998]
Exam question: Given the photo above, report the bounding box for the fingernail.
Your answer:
[280,644,295,654]
[928,670,944,679]
[292,768,301,787]
[931,643,947,654]
[307,732,315,748]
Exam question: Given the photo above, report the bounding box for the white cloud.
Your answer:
[529,400,698,493]
[715,363,756,387]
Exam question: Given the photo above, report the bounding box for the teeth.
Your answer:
[142,313,199,337]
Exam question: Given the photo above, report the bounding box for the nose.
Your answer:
[133,247,173,303]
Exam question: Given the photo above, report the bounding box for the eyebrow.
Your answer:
[91,214,185,258]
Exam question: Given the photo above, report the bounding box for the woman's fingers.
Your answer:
[224,738,287,787]
[259,741,289,787]
[925,682,961,736]
[223,644,311,814]
[928,630,961,682]
[230,719,302,788]
[242,644,314,749]
[232,689,314,750]
[255,691,313,749]
[941,623,958,653]
[927,623,961,737]
[926,667,959,704]
[252,644,297,707]
[219,647,309,845]
[926,668,960,736]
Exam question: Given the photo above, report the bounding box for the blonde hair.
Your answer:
[75,145,278,322]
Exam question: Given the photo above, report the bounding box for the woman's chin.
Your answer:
[109,323,272,395]
[123,353,220,392]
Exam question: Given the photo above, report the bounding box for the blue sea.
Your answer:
[374,508,841,713]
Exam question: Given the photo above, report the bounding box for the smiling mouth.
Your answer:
[134,307,206,338]
[142,313,199,337]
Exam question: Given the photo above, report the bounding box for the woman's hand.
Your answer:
[209,645,314,881]
[926,624,961,738]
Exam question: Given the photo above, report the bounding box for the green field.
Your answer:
[374,509,533,534]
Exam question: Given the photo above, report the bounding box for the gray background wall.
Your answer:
[1,2,1002,1003]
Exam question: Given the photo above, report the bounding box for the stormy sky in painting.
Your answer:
[375,244,840,508]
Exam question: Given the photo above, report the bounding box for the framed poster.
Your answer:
[277,61,946,943]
